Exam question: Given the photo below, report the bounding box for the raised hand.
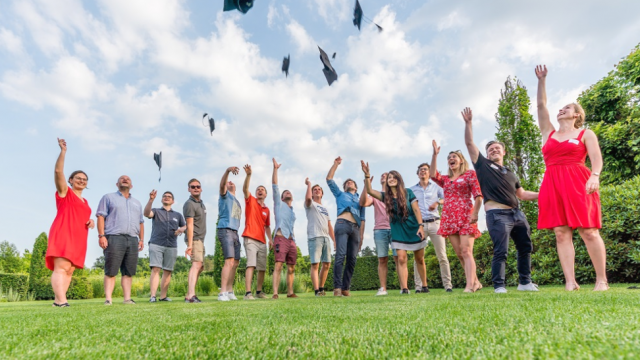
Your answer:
[227,166,240,175]
[334,157,342,166]
[149,189,157,200]
[305,177,310,186]
[57,138,67,151]
[432,140,441,156]
[243,164,252,175]
[535,65,548,79]
[272,158,281,169]
[461,107,473,123]
[361,160,370,177]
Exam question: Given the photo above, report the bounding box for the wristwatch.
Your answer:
[592,172,600,177]
[98,234,106,238]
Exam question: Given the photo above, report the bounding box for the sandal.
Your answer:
[566,283,580,291]
[594,281,609,291]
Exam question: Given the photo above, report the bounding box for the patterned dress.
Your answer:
[432,170,482,238]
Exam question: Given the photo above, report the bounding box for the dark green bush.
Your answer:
[0,273,29,296]
[66,277,93,300]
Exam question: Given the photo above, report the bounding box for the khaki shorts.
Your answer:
[244,237,267,271]
[188,240,205,263]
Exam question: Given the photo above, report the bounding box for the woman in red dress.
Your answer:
[535,65,608,291]
[430,141,483,292]
[47,138,94,307]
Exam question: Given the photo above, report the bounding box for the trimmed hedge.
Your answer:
[0,273,29,296]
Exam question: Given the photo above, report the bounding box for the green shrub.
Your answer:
[196,276,218,296]
[66,277,93,300]
[28,232,50,298]
[0,273,29,296]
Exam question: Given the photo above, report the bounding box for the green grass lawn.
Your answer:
[1,285,639,359]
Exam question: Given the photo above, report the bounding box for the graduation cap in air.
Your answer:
[202,113,215,135]
[282,54,290,77]
[318,46,338,86]
[332,52,336,59]
[153,152,162,183]
[223,0,254,14]
[353,0,383,32]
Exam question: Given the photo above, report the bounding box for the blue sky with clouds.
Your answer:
[1,0,639,267]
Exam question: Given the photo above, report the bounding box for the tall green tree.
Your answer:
[495,77,545,223]
[0,241,23,274]
[578,43,640,185]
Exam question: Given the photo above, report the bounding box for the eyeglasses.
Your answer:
[190,185,201,189]
[73,177,88,182]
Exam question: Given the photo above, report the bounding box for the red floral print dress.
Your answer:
[432,170,482,238]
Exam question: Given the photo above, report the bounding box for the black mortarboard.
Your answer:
[318,46,338,86]
[353,0,363,30]
[203,113,215,135]
[223,0,254,14]
[153,152,162,182]
[332,52,336,59]
[282,54,290,77]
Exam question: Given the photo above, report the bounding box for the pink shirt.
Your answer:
[372,197,390,230]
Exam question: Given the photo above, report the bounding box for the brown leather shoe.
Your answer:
[342,290,351,297]
[286,293,298,298]
[333,289,342,297]
[272,294,279,299]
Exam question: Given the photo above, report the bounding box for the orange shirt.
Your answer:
[242,195,271,243]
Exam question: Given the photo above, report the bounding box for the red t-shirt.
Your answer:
[242,195,271,243]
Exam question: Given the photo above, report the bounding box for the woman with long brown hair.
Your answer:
[430,141,483,292]
[361,162,428,294]
[47,138,94,307]
[535,65,608,291]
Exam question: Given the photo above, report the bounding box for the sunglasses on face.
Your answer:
[190,185,201,189]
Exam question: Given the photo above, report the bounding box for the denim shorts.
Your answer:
[308,236,332,264]
[374,229,396,257]
[218,228,240,260]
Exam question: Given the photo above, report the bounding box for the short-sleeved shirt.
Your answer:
[148,208,186,248]
[327,179,366,227]
[409,180,444,221]
[183,196,207,241]
[473,153,521,208]
[273,184,296,240]
[96,191,144,237]
[372,197,390,230]
[217,191,242,231]
[305,200,331,238]
[242,195,271,243]
[381,189,421,244]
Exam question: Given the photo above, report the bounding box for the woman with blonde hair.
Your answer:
[430,142,483,292]
[535,65,608,291]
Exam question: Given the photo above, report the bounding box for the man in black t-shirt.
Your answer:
[462,107,540,293]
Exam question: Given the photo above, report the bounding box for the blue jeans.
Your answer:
[373,229,396,257]
[486,208,532,288]
[333,219,360,290]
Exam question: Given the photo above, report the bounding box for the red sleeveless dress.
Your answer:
[46,188,92,270]
[538,129,601,229]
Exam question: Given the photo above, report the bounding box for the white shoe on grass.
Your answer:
[494,287,507,294]
[227,292,238,300]
[376,288,388,296]
[517,283,539,291]
[218,293,230,301]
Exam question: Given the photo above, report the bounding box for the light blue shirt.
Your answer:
[272,184,296,240]
[327,179,366,227]
[409,181,444,221]
[217,191,242,231]
[96,191,144,237]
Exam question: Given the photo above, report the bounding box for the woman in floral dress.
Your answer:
[430,140,483,292]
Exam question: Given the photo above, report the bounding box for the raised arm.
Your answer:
[462,108,480,163]
[54,138,68,197]
[583,129,603,195]
[144,190,156,218]
[535,65,554,140]
[220,166,239,196]
[430,140,440,179]
[326,156,342,180]
[359,176,374,207]
[361,161,382,201]
[304,177,313,208]
[243,164,252,199]
[272,158,281,185]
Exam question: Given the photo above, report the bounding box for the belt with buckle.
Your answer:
[423,218,440,223]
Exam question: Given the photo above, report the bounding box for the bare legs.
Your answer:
[414,248,428,287]
[377,256,397,290]
[186,261,203,298]
[221,258,238,293]
[397,250,409,289]
[286,265,295,295]
[273,262,283,295]
[554,226,608,291]
[51,257,75,304]
[449,234,479,292]
[150,267,172,299]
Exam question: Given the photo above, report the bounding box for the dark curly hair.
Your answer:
[383,170,408,222]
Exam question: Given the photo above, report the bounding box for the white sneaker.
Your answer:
[517,283,539,291]
[376,288,388,296]
[494,287,507,294]
[227,292,238,300]
[218,293,230,301]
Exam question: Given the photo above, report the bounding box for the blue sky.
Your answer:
[1,0,639,267]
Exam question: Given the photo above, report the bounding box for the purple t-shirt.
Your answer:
[372,198,390,230]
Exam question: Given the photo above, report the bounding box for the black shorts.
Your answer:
[104,235,139,277]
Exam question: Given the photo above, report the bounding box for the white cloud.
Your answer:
[286,19,317,55]
[306,0,350,26]
[0,28,25,55]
